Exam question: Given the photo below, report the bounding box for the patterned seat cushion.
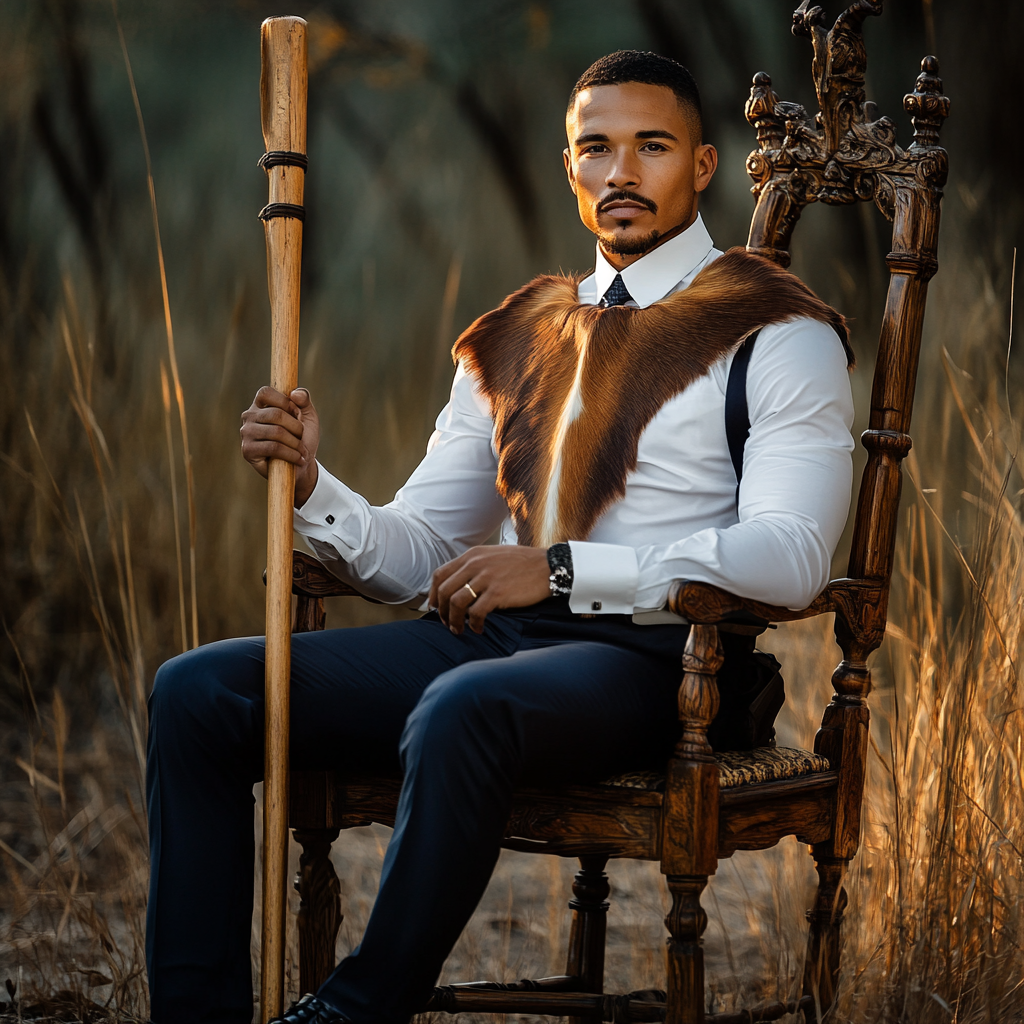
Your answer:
[601,746,831,792]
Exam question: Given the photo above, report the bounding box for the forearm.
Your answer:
[633,513,836,610]
[566,511,835,617]
[299,531,448,606]
[294,462,492,604]
[292,362,507,603]
[567,441,853,615]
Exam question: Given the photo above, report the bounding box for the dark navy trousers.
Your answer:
[145,600,691,1024]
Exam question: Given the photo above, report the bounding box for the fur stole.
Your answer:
[452,247,852,548]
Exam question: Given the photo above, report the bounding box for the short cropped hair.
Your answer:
[568,50,703,144]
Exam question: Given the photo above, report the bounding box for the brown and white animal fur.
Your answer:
[453,247,852,548]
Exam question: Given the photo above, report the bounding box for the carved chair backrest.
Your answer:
[742,1,949,700]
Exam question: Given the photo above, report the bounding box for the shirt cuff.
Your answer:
[293,462,357,533]
[566,541,639,615]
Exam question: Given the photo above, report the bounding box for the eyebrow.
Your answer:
[573,129,679,146]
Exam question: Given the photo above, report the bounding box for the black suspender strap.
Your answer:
[725,329,761,486]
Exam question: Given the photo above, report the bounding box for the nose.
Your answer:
[605,146,641,190]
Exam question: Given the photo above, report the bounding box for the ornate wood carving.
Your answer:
[802,857,849,1018]
[290,549,362,598]
[659,626,723,1023]
[664,874,710,1024]
[295,767,844,865]
[743,10,949,663]
[667,577,883,627]
[262,550,365,625]
[292,827,343,994]
[660,626,722,875]
[675,625,723,763]
[565,855,611,1024]
[745,7,948,264]
[503,791,661,858]
[718,771,838,807]
[742,16,949,1023]
[718,788,834,860]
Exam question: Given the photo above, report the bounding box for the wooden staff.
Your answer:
[259,16,307,1022]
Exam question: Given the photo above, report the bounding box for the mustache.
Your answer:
[597,190,658,216]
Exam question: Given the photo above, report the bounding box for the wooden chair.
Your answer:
[280,5,949,1021]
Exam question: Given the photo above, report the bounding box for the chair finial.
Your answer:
[904,56,950,150]
[745,1,949,234]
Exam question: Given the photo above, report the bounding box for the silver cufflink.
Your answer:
[325,514,335,525]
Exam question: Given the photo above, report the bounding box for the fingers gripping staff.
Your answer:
[258,16,307,1022]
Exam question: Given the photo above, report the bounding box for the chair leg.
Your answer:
[664,874,708,1024]
[801,855,848,1023]
[293,827,342,994]
[565,854,610,1023]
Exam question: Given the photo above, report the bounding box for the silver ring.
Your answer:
[463,583,479,601]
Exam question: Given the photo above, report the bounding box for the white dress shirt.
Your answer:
[294,214,855,617]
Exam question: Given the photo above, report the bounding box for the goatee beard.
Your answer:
[601,228,662,256]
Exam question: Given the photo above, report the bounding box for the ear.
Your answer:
[563,148,577,195]
[693,143,718,194]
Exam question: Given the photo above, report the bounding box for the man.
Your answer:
[146,51,854,1024]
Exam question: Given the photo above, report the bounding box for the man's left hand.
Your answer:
[430,546,551,636]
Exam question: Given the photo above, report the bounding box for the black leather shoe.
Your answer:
[268,994,349,1024]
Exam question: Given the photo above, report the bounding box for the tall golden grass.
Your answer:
[836,336,1024,1018]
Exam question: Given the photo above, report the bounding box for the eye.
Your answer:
[640,142,667,152]
[580,144,609,155]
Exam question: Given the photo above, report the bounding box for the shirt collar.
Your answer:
[591,213,715,309]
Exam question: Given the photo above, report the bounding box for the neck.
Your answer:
[598,208,699,271]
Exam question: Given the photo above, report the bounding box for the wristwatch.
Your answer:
[546,542,573,597]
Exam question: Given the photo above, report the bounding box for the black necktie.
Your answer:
[599,273,634,308]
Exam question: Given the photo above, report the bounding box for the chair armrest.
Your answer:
[667,578,883,626]
[291,550,365,598]
[263,550,364,599]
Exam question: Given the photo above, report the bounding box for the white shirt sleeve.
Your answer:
[566,541,639,614]
[293,362,508,604]
[568,318,856,612]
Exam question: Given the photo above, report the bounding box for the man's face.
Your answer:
[564,82,717,265]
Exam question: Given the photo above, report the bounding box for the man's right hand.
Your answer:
[240,386,321,508]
